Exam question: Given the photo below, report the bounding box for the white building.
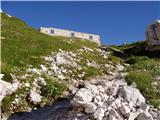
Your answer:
[39,27,100,44]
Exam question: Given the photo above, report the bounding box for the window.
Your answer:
[71,32,75,37]
[51,29,54,34]
[89,35,93,40]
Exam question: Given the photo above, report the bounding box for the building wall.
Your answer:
[39,27,100,44]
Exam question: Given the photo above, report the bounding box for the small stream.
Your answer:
[7,98,72,120]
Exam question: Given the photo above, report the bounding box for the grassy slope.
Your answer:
[1,12,98,82]
[113,41,160,108]
[2,12,106,115]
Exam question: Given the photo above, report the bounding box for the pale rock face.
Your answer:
[29,90,42,104]
[37,77,46,86]
[118,86,145,106]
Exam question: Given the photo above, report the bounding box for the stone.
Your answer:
[109,108,119,118]
[29,90,42,104]
[72,112,89,120]
[136,112,153,120]
[0,74,19,102]
[118,86,145,106]
[93,108,105,120]
[108,115,118,120]
[140,102,149,111]
[57,74,66,80]
[149,111,158,118]
[85,83,99,95]
[119,104,130,118]
[84,102,97,113]
[74,88,93,102]
[128,112,139,120]
[40,64,48,72]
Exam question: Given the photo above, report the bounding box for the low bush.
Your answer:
[109,55,123,64]
[42,78,66,98]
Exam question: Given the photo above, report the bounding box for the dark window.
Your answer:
[89,35,93,40]
[51,29,54,34]
[71,32,75,37]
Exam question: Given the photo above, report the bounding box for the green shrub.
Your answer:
[151,99,160,109]
[125,71,154,98]
[126,56,149,64]
[83,67,102,80]
[43,78,66,98]
[109,55,123,64]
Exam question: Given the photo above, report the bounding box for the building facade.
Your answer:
[146,20,160,50]
[39,27,100,44]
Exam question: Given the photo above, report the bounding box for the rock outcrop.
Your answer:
[146,20,160,50]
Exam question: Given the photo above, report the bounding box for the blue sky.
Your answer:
[1,1,160,45]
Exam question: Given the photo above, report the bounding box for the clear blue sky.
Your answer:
[1,1,160,45]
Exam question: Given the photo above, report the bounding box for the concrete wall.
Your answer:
[39,27,100,44]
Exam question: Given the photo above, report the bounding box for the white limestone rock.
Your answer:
[73,88,93,103]
[40,64,48,72]
[93,107,105,120]
[29,90,42,104]
[118,86,145,106]
[0,74,19,102]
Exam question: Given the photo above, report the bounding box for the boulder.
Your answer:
[136,112,153,120]
[0,74,19,101]
[118,86,145,106]
[73,88,93,104]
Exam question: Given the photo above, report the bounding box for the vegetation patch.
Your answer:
[42,77,67,100]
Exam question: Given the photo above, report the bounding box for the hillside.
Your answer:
[1,12,122,117]
[1,12,160,120]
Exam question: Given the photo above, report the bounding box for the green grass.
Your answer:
[125,56,160,108]
[125,71,155,99]
[42,77,66,99]
[1,12,98,82]
[108,55,123,64]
